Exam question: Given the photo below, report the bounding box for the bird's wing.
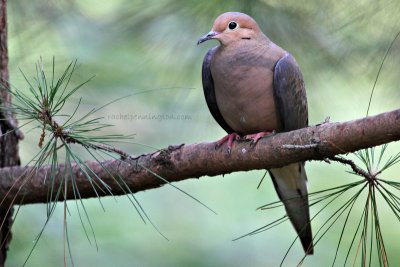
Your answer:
[270,53,313,254]
[201,47,234,134]
[273,53,308,131]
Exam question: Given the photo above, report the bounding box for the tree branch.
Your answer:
[0,0,20,264]
[0,108,399,206]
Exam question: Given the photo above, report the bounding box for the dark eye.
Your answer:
[228,21,238,30]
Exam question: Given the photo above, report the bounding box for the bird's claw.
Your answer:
[244,131,274,146]
[215,133,241,153]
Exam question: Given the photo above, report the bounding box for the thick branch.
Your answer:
[0,108,399,206]
[0,0,20,264]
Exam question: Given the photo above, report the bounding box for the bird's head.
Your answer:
[197,12,262,46]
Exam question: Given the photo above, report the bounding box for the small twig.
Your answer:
[282,144,318,149]
[36,102,130,159]
[328,156,375,182]
[86,143,130,159]
[316,116,331,126]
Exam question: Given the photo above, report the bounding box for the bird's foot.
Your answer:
[244,131,274,146]
[215,133,241,153]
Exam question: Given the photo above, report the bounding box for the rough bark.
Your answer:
[0,108,398,206]
[0,0,20,265]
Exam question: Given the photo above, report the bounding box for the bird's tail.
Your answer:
[269,162,313,254]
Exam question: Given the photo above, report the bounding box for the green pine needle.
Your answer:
[0,58,212,266]
[235,143,400,266]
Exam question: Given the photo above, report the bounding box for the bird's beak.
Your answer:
[197,31,219,45]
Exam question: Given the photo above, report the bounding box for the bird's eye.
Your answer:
[228,21,238,30]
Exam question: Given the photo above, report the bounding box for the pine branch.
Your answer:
[0,108,399,206]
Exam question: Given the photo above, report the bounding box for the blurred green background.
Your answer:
[5,0,400,266]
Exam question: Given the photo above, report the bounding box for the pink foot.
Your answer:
[215,133,241,153]
[244,131,274,145]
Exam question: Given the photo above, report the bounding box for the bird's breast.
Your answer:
[211,43,284,134]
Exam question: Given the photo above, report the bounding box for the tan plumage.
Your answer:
[198,12,313,254]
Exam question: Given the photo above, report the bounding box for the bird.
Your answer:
[197,12,313,254]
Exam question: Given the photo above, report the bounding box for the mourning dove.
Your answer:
[198,12,313,254]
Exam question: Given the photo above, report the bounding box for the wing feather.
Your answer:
[271,54,313,254]
[202,47,234,134]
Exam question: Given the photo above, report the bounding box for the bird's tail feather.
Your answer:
[269,163,313,254]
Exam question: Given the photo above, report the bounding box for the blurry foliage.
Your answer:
[4,0,400,266]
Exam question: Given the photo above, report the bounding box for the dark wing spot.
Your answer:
[296,189,301,195]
